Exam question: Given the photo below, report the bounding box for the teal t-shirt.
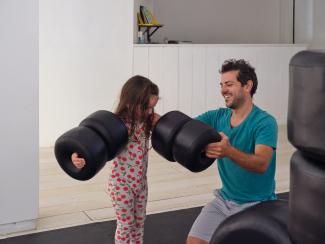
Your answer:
[196,105,278,204]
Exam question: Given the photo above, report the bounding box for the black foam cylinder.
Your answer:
[210,200,291,244]
[79,110,128,160]
[288,50,325,162]
[152,111,192,162]
[54,126,108,181]
[173,119,221,172]
[289,151,325,244]
[54,110,128,181]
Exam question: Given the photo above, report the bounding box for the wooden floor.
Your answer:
[1,125,295,239]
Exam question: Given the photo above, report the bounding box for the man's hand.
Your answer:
[205,132,231,158]
[205,132,274,173]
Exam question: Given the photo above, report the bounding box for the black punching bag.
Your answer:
[210,200,291,244]
[287,50,325,162]
[289,151,325,244]
[288,50,325,243]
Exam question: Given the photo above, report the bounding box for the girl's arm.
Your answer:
[152,113,161,126]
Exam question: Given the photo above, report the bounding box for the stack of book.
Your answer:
[137,5,159,25]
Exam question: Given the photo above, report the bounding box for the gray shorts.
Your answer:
[188,189,259,242]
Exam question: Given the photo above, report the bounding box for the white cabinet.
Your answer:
[133,44,306,123]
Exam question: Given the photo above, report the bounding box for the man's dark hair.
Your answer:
[220,59,258,97]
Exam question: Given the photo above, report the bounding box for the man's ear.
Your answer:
[245,80,253,93]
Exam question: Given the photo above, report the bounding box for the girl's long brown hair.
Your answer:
[115,75,159,139]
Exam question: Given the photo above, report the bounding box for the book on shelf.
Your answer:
[151,14,159,25]
[139,6,147,24]
[137,12,144,25]
[139,5,159,25]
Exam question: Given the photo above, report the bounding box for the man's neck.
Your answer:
[231,100,253,121]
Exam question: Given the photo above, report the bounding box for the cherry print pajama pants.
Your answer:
[108,123,149,244]
[108,181,148,244]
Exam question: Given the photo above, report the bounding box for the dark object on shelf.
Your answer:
[138,24,163,43]
[167,40,192,44]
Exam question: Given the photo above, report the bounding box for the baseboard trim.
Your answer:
[0,219,36,235]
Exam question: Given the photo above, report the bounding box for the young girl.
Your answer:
[71,75,160,244]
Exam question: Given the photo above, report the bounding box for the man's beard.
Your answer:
[226,94,245,109]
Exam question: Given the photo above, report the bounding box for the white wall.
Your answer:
[39,0,324,146]
[295,0,314,44]
[294,0,325,49]
[279,0,295,44]
[0,0,39,234]
[40,0,134,147]
[133,44,306,124]
[151,0,293,44]
[311,0,325,49]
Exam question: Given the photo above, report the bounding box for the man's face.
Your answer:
[220,70,249,109]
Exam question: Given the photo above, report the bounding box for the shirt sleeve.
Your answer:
[195,110,216,126]
[254,116,278,150]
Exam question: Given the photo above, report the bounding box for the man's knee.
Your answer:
[186,236,209,244]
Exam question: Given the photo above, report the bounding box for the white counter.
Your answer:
[134,44,308,48]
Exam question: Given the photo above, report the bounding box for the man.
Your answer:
[187,59,278,244]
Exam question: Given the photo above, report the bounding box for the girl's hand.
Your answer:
[152,113,161,126]
[71,153,86,169]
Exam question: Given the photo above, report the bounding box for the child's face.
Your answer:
[136,95,159,119]
[146,95,159,115]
